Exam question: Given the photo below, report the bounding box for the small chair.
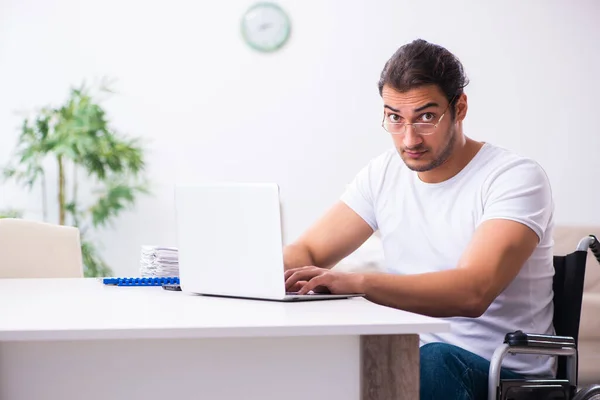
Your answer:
[489,234,600,400]
[0,218,83,278]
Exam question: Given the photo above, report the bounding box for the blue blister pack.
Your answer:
[102,277,180,286]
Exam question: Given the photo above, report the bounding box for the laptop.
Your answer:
[174,182,362,302]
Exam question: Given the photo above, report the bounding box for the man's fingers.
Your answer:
[285,268,322,290]
[287,281,307,293]
[298,274,329,295]
[285,270,321,290]
[284,266,317,281]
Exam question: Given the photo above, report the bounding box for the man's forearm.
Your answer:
[361,269,489,318]
[283,243,316,271]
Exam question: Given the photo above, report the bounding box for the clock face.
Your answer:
[241,2,291,52]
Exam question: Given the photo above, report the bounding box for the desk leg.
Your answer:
[361,334,419,400]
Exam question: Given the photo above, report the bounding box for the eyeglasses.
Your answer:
[381,97,455,136]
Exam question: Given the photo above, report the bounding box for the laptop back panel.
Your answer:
[175,183,286,300]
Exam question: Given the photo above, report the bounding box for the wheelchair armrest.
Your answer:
[504,330,576,349]
[488,331,578,400]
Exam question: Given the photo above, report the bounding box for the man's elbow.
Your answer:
[461,302,488,318]
[453,272,502,318]
[460,291,494,318]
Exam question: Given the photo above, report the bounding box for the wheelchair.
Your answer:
[489,234,600,400]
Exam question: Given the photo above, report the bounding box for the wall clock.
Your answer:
[241,2,291,52]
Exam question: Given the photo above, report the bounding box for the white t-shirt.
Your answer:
[340,142,556,377]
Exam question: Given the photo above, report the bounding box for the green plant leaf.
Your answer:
[88,181,149,229]
[2,77,150,277]
[81,237,113,277]
[0,209,22,219]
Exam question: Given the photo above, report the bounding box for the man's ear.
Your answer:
[455,93,468,122]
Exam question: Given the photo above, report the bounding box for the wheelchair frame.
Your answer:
[488,235,600,400]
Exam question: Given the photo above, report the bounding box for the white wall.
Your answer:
[1,0,599,276]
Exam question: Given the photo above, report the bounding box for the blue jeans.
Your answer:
[420,342,524,400]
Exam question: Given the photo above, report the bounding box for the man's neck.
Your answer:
[417,137,484,184]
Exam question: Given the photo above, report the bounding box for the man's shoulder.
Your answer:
[478,143,553,211]
[477,143,554,242]
[478,143,549,183]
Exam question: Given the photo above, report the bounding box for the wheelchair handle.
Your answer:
[590,235,600,264]
[577,234,600,265]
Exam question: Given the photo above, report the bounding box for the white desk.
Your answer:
[0,278,450,400]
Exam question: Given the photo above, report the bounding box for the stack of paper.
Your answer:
[139,246,179,277]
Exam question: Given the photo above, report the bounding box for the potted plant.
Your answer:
[2,78,150,277]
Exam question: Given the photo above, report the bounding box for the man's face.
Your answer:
[381,84,456,172]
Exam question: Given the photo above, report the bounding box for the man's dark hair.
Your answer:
[378,39,469,116]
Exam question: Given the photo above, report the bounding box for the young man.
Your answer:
[283,39,555,399]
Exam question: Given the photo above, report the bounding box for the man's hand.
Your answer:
[284,266,365,295]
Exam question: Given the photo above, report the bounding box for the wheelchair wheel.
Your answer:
[573,385,600,400]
